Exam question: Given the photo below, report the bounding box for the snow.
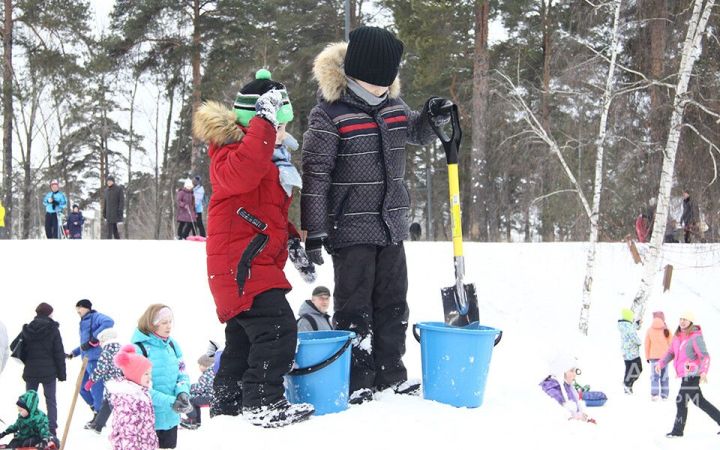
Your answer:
[1,240,720,449]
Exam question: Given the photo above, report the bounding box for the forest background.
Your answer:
[0,0,717,242]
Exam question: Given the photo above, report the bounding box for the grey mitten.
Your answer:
[288,237,317,283]
[172,392,193,414]
[255,89,283,128]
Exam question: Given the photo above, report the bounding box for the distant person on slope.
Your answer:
[193,68,314,427]
[191,175,207,238]
[645,311,672,401]
[659,311,720,438]
[103,176,124,239]
[66,204,86,239]
[42,179,67,239]
[618,308,643,394]
[176,179,196,240]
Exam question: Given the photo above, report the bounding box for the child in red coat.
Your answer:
[192,70,313,428]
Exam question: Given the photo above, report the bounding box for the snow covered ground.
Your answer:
[1,240,719,449]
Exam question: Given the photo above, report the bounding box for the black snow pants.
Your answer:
[332,242,409,392]
[213,289,297,409]
[670,376,720,434]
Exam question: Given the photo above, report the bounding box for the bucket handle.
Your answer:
[413,325,503,346]
[288,337,353,377]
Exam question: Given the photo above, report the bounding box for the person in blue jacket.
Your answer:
[66,299,114,428]
[131,304,191,449]
[42,179,67,239]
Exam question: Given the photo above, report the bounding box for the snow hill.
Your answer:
[1,240,719,449]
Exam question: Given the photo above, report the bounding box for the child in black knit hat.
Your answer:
[301,26,453,405]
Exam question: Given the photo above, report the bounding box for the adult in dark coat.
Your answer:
[10,303,66,436]
[103,176,124,239]
[681,190,700,243]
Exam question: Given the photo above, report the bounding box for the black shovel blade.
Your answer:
[441,283,479,327]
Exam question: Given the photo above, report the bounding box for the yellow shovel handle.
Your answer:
[448,163,463,257]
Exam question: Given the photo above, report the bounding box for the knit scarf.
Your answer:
[273,135,302,196]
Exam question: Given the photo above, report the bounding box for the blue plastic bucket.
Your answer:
[285,330,355,415]
[414,321,502,408]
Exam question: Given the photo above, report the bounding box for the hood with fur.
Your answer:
[313,42,401,103]
[192,101,245,147]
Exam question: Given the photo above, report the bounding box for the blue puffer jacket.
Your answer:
[71,311,114,362]
[43,191,67,214]
[131,329,190,431]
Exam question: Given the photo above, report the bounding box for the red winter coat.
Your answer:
[193,101,294,323]
[176,188,197,223]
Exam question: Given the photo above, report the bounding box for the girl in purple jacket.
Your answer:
[540,354,595,423]
[106,345,158,450]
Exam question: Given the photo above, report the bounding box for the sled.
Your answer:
[186,235,206,242]
[428,101,479,327]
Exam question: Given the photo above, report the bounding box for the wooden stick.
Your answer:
[663,264,674,292]
[625,235,642,264]
[60,357,88,450]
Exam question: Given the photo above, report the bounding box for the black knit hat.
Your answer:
[36,302,54,317]
[312,286,331,297]
[344,26,404,87]
[76,299,92,310]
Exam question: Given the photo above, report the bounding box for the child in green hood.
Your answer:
[0,390,55,448]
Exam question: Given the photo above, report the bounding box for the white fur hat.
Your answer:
[549,353,578,380]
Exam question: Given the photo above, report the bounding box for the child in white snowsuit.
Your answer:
[618,308,643,394]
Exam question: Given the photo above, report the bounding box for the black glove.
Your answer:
[65,353,74,360]
[172,392,193,414]
[288,237,317,283]
[426,97,453,126]
[80,337,99,351]
[305,237,325,266]
[49,196,56,205]
[0,430,7,439]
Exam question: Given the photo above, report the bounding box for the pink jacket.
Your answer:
[645,317,672,360]
[659,325,711,378]
[106,379,159,450]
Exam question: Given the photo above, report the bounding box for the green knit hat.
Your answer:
[234,69,294,126]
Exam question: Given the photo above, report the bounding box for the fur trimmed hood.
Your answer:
[313,42,401,103]
[192,101,244,146]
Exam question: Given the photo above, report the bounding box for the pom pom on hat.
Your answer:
[255,68,272,80]
[114,344,152,385]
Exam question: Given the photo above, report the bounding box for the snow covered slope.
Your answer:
[1,240,719,449]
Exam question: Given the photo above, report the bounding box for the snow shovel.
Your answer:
[428,101,479,327]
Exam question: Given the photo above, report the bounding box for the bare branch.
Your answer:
[531,189,579,204]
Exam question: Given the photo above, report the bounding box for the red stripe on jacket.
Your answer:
[338,122,379,134]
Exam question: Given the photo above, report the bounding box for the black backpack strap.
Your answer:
[297,314,318,331]
[135,342,148,357]
[135,340,178,358]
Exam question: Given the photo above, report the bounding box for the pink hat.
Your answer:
[50,179,59,186]
[114,344,152,385]
[652,311,665,321]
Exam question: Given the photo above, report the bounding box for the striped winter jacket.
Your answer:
[301,42,436,249]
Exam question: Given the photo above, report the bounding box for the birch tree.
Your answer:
[578,0,623,336]
[631,0,716,318]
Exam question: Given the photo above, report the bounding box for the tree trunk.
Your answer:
[2,0,12,238]
[539,0,555,241]
[153,86,162,239]
[579,0,622,335]
[470,0,491,241]
[125,75,139,238]
[631,0,715,318]
[190,0,201,173]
